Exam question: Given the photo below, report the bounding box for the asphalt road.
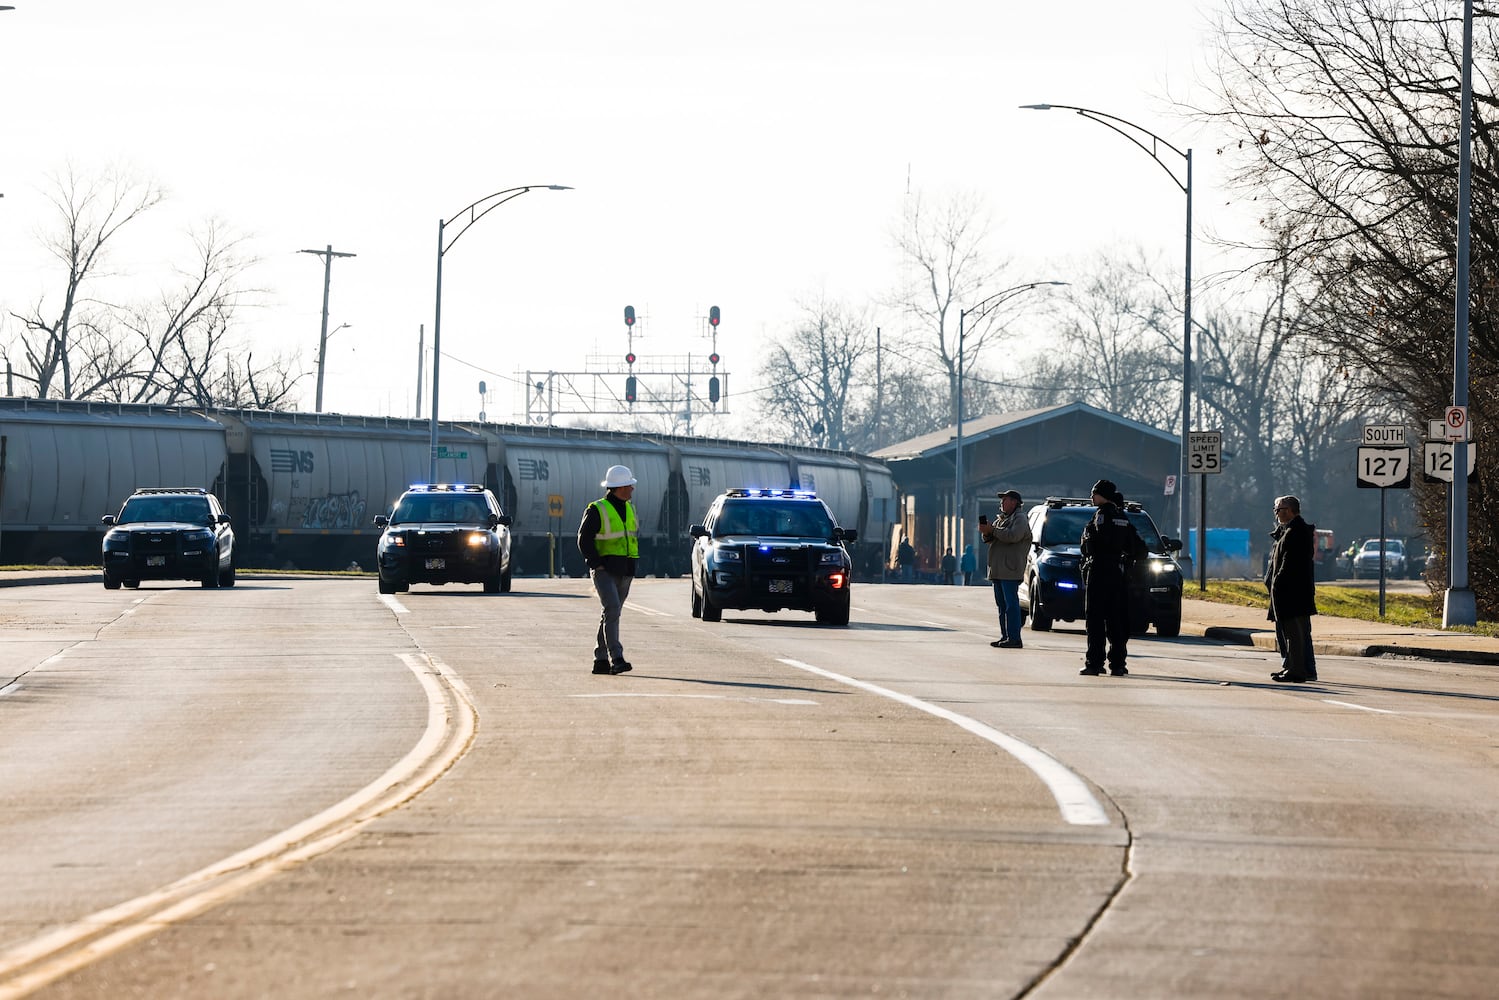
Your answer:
[2,578,1496,998]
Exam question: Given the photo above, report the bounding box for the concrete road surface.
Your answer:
[2,578,1496,998]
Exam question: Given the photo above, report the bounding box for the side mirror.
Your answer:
[101,514,116,526]
[836,527,858,543]
[373,514,390,528]
[495,514,513,528]
[218,514,232,526]
[1163,537,1183,552]
[690,524,708,539]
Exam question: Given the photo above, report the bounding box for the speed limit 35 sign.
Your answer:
[1188,431,1222,474]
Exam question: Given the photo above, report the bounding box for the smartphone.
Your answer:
[978,514,989,525]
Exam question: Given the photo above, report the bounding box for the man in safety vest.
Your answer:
[578,464,640,675]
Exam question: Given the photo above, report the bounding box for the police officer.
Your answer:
[578,464,640,675]
[1080,479,1145,676]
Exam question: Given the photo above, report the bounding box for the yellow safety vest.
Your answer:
[591,497,639,558]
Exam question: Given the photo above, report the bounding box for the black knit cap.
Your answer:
[1091,479,1117,498]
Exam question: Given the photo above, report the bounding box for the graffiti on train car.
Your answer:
[299,490,370,529]
[688,465,711,486]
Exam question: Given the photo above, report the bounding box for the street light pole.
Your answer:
[429,184,572,482]
[954,281,1069,565]
[1020,103,1195,576]
[298,244,357,412]
[1445,0,1477,627]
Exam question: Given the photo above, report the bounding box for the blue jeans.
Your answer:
[992,579,1022,641]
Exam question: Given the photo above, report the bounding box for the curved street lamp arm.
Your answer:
[1020,103,1188,195]
[961,280,1070,323]
[441,184,573,256]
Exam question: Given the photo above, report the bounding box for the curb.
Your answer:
[1193,623,1499,667]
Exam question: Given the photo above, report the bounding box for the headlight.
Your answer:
[186,530,215,543]
[385,533,406,548]
[820,551,842,565]
[466,532,490,547]
[713,547,741,562]
[102,532,130,551]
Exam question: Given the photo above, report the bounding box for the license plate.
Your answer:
[146,556,166,567]
[768,579,793,594]
[425,558,446,570]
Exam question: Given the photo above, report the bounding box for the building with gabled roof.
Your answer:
[872,401,1183,576]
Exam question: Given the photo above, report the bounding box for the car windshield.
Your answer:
[117,496,213,525]
[1361,540,1402,553]
[391,494,488,524]
[714,501,832,538]
[1038,506,1166,551]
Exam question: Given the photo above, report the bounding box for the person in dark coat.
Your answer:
[1265,494,1318,682]
[1080,480,1145,676]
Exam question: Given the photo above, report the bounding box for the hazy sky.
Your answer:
[0,1,1232,433]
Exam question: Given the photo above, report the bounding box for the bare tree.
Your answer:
[754,297,874,450]
[3,165,302,409]
[6,165,162,398]
[1202,0,1498,608]
[890,190,1014,427]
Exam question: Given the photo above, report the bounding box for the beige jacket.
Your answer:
[980,508,1032,581]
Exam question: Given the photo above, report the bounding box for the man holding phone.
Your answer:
[979,488,1032,648]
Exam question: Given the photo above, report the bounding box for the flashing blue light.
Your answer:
[1057,581,1080,590]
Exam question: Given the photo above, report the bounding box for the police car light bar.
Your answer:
[724,488,820,499]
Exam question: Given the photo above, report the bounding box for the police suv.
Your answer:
[373,484,513,594]
[1018,496,1184,636]
[689,489,857,626]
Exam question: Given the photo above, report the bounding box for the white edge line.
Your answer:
[0,651,476,996]
[379,593,409,614]
[572,692,818,705]
[1321,698,1397,715]
[777,657,1110,827]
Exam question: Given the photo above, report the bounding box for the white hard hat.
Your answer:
[601,464,637,488]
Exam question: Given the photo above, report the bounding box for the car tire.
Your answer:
[201,566,219,589]
[701,585,722,622]
[816,594,851,626]
[483,570,502,594]
[219,563,236,588]
[500,563,513,593]
[103,572,121,591]
[1028,576,1053,631]
[1155,612,1182,638]
[690,585,703,619]
[378,574,398,595]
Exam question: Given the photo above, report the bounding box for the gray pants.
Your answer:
[592,568,633,665]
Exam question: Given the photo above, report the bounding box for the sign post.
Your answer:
[1187,431,1222,592]
[1356,427,1411,615]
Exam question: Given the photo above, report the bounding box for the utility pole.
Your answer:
[298,244,357,412]
[416,324,425,418]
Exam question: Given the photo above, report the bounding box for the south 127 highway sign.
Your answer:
[1356,446,1411,489]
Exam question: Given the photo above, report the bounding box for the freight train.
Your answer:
[0,398,899,577]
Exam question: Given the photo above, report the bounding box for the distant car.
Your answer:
[100,487,235,590]
[1352,538,1406,579]
[689,488,857,626]
[1017,496,1184,636]
[373,484,513,594]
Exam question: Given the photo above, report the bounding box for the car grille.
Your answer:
[132,532,181,555]
[744,544,817,574]
[409,530,472,556]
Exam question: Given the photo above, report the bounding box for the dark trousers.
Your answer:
[1275,614,1315,678]
[1084,581,1130,669]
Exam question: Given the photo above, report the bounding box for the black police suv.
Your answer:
[373,484,513,594]
[101,487,236,590]
[1017,496,1184,636]
[689,488,857,626]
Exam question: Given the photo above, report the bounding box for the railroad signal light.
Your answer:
[625,375,637,403]
[624,305,635,327]
[708,305,720,327]
[709,352,720,365]
[625,352,636,365]
[708,376,721,404]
